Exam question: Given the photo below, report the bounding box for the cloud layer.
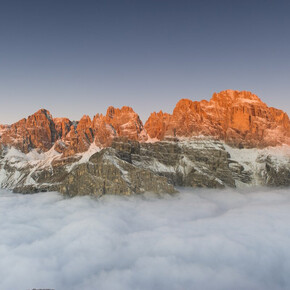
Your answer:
[1,188,290,290]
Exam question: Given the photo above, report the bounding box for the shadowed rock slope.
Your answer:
[0,138,289,195]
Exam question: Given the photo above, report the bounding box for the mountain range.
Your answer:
[0,90,289,195]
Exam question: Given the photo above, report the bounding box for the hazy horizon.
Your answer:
[1,0,290,124]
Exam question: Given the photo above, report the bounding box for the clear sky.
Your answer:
[0,0,289,124]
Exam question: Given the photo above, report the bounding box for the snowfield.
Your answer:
[1,187,290,290]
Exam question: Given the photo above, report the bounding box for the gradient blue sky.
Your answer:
[1,0,289,124]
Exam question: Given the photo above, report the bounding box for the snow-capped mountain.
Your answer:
[0,90,289,195]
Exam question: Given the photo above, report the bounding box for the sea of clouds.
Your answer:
[1,187,290,290]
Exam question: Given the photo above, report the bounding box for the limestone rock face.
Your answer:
[103,106,148,142]
[0,106,148,156]
[62,115,94,156]
[0,109,56,153]
[144,111,171,140]
[257,155,290,186]
[59,148,176,197]
[0,138,289,195]
[0,89,289,196]
[0,90,289,155]
[145,90,290,148]
[61,106,148,155]
[112,138,236,188]
[0,125,9,136]
[53,118,72,139]
[92,114,116,147]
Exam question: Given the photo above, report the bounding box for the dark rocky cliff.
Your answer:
[0,138,289,196]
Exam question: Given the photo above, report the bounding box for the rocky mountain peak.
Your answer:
[0,109,57,152]
[0,90,289,155]
[106,106,116,118]
[210,90,264,106]
[106,106,135,119]
[33,108,53,120]
[104,105,146,142]
[77,115,92,130]
[145,90,290,148]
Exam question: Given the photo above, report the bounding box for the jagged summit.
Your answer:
[34,108,53,119]
[0,90,289,155]
[0,105,147,155]
[0,91,289,195]
[145,90,290,148]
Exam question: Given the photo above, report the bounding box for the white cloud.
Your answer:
[0,187,290,290]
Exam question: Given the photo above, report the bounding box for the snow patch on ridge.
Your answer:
[225,144,290,186]
[66,142,101,172]
[2,146,61,169]
[225,144,290,169]
[74,142,101,164]
[0,139,289,191]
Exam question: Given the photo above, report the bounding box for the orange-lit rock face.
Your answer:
[92,114,116,148]
[62,115,94,156]
[104,106,147,142]
[0,106,148,155]
[144,111,171,140]
[145,90,290,148]
[54,118,72,139]
[0,109,56,153]
[62,106,148,155]
[0,90,289,154]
